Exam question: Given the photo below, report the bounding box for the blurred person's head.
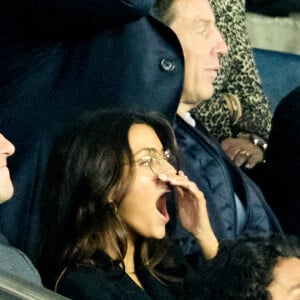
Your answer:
[0,133,15,203]
[154,0,228,114]
[186,234,300,300]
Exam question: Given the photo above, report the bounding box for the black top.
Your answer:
[55,245,189,300]
[57,264,183,300]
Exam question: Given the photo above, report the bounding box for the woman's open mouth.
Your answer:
[156,192,170,223]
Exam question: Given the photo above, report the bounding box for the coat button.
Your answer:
[160,59,175,72]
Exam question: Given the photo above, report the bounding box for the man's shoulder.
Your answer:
[0,242,41,285]
[0,232,9,246]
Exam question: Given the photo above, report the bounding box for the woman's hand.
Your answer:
[158,171,218,259]
[221,136,264,169]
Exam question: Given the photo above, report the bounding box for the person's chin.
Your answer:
[201,86,214,101]
[151,227,166,240]
[181,85,214,105]
[0,186,14,204]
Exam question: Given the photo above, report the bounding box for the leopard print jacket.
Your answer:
[190,0,272,141]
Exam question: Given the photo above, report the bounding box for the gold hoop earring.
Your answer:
[108,201,118,213]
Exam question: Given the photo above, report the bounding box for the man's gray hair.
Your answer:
[153,0,176,25]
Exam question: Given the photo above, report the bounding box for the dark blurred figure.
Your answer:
[246,0,300,17]
[257,87,300,237]
[186,234,300,300]
[0,0,184,262]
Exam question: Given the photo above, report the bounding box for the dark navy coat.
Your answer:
[0,0,184,261]
[174,115,282,256]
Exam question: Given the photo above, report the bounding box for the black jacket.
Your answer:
[0,0,184,261]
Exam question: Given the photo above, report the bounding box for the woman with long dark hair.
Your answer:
[38,109,217,299]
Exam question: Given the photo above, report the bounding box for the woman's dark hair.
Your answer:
[186,233,300,300]
[38,109,180,288]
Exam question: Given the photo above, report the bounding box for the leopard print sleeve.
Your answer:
[190,0,272,141]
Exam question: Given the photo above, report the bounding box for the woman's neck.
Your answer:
[124,234,144,289]
[124,235,136,273]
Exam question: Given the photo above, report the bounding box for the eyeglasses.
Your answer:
[134,149,176,176]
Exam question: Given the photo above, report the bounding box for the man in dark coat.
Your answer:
[0,0,184,261]
[153,0,282,259]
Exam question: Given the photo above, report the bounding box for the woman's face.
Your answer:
[118,123,176,240]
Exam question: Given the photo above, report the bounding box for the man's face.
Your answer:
[0,134,15,203]
[268,257,300,300]
[169,0,227,109]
